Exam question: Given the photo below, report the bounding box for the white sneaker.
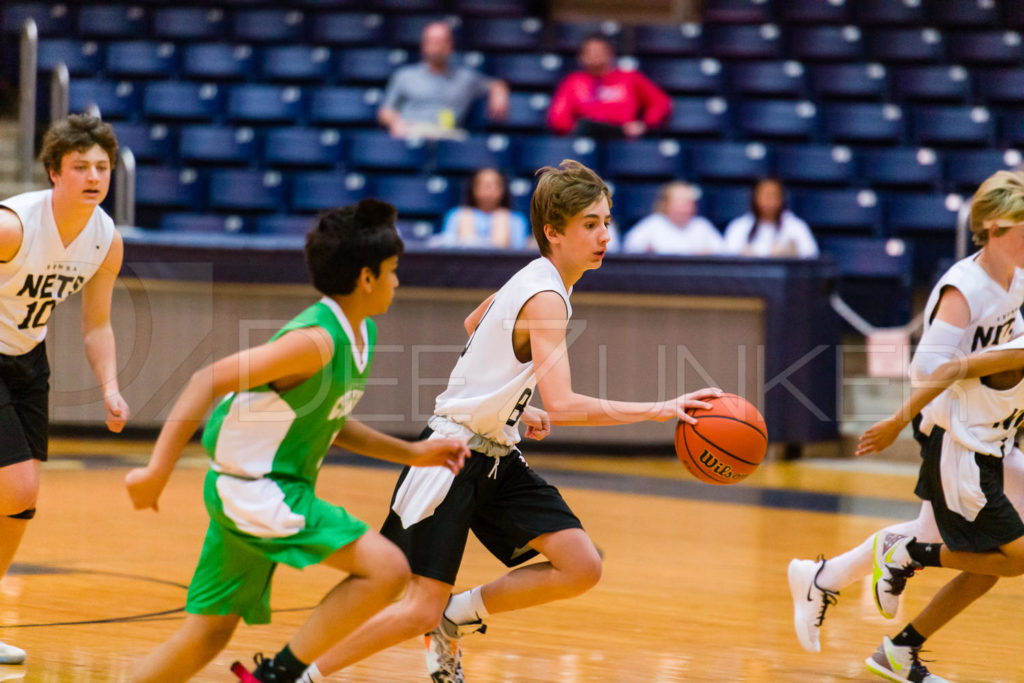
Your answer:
[0,642,24,665]
[424,614,485,683]
[865,636,952,682]
[788,556,839,653]
[872,533,921,619]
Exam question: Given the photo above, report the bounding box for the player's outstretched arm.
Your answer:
[125,326,335,510]
[857,346,1024,456]
[333,419,469,474]
[82,231,129,433]
[526,291,721,426]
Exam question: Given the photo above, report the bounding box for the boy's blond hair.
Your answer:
[530,160,611,256]
[970,170,1024,246]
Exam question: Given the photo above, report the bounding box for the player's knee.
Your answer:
[376,547,411,597]
[570,552,603,593]
[406,600,447,635]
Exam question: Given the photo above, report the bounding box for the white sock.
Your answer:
[817,519,921,591]
[297,663,323,683]
[444,586,489,625]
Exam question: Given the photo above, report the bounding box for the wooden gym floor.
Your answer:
[2,438,1022,682]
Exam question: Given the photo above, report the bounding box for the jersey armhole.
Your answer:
[513,289,570,363]
[929,284,970,326]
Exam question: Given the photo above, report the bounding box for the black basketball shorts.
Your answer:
[915,426,1024,552]
[381,430,584,585]
[0,342,50,467]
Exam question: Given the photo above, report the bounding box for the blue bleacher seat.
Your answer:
[179,125,257,165]
[453,0,529,16]
[311,12,385,46]
[336,47,408,84]
[780,0,852,24]
[1006,0,1024,29]
[261,46,333,82]
[604,139,684,180]
[152,8,226,41]
[374,0,443,10]
[1002,111,1024,146]
[819,236,914,328]
[143,82,222,122]
[396,219,438,245]
[643,58,723,96]
[611,182,661,226]
[791,188,882,233]
[135,166,203,209]
[893,65,972,102]
[160,213,248,234]
[38,39,102,76]
[255,214,317,236]
[488,54,567,89]
[944,149,1024,190]
[111,122,173,163]
[3,3,73,36]
[886,192,961,232]
[550,20,622,54]
[466,17,544,52]
[208,169,286,212]
[948,31,1024,65]
[232,9,306,43]
[709,24,784,60]
[737,100,818,141]
[705,185,750,227]
[77,5,145,39]
[703,0,774,24]
[372,175,452,218]
[867,28,946,63]
[857,0,927,26]
[390,16,460,50]
[663,97,730,137]
[516,136,602,177]
[691,142,773,182]
[70,80,139,120]
[105,41,178,80]
[729,60,806,98]
[930,0,1000,28]
[263,127,343,168]
[226,84,304,124]
[775,144,857,185]
[435,134,513,174]
[978,68,1024,104]
[861,147,943,188]
[811,63,888,100]
[913,105,996,146]
[484,92,549,132]
[631,24,704,57]
[822,102,905,144]
[308,86,382,126]
[182,44,255,81]
[789,26,864,62]
[290,171,368,212]
[347,131,430,171]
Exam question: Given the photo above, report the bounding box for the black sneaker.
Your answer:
[230,653,295,683]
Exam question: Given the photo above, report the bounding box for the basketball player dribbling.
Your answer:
[289,160,722,683]
[787,171,1024,680]
[0,114,130,665]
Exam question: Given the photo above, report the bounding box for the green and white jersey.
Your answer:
[202,296,375,487]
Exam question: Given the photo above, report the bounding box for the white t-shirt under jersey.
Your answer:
[434,256,572,447]
[0,189,116,355]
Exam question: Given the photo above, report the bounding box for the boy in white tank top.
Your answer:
[0,115,129,664]
[295,161,721,683]
[787,171,1024,678]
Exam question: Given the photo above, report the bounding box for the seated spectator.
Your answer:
[723,178,819,258]
[437,168,530,249]
[548,34,671,139]
[379,22,509,139]
[623,182,723,255]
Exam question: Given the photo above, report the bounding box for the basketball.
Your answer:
[675,393,768,485]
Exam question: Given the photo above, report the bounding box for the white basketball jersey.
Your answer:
[0,189,115,355]
[434,257,572,447]
[930,334,1024,457]
[918,255,1024,432]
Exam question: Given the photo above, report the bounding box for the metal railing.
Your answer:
[50,62,69,123]
[115,148,136,227]
[18,18,38,183]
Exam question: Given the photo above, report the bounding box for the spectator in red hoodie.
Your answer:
[548,34,672,138]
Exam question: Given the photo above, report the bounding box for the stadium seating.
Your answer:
[307,86,381,126]
[105,41,178,80]
[290,171,369,213]
[789,26,864,62]
[143,82,222,122]
[3,3,74,36]
[263,127,343,168]
[791,188,883,235]
[780,0,853,24]
[515,136,601,177]
[631,24,704,58]
[812,63,888,101]
[736,100,817,141]
[603,139,683,180]
[260,46,333,83]
[179,125,257,166]
[709,24,784,60]
[729,60,806,98]
[208,169,286,212]
[151,8,227,42]
[311,12,386,46]
[912,105,996,147]
[70,80,140,120]
[690,142,773,182]
[112,122,174,163]
[775,144,858,186]
[182,44,255,81]
[77,5,146,40]
[944,149,1024,191]
[642,58,723,96]
[38,39,102,76]
[347,131,431,171]
[231,8,306,43]
[893,65,972,103]
[860,147,943,189]
[226,84,304,124]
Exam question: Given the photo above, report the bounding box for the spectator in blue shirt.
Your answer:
[379,22,509,139]
[437,168,530,249]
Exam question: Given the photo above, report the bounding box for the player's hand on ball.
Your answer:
[672,387,723,424]
[104,391,130,433]
[522,405,551,440]
[856,415,905,456]
[412,438,470,474]
[125,466,166,511]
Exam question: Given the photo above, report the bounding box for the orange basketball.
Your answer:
[675,393,768,485]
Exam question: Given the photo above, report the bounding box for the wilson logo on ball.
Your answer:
[698,449,744,480]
